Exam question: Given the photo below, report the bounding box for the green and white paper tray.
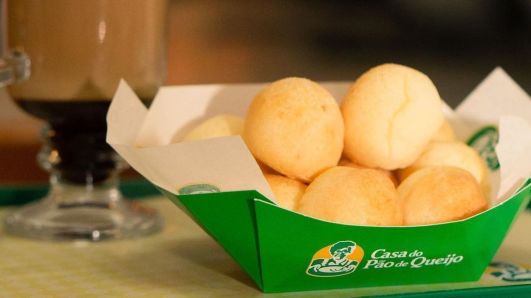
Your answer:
[107,68,531,293]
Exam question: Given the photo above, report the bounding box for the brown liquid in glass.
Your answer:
[15,99,150,184]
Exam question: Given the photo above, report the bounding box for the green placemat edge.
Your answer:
[0,178,161,206]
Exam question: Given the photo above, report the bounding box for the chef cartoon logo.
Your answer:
[467,126,499,171]
[306,241,364,277]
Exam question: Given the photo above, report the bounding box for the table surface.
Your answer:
[0,197,529,298]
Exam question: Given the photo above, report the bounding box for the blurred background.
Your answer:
[1,0,530,183]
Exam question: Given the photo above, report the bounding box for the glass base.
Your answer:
[4,179,162,241]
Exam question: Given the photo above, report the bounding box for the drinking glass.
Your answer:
[2,0,167,240]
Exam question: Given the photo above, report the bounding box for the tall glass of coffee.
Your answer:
[4,0,167,240]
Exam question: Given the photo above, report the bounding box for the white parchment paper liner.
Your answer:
[107,67,530,207]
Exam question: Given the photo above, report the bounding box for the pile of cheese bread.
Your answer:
[180,64,490,226]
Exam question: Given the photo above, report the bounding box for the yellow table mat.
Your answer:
[0,197,529,297]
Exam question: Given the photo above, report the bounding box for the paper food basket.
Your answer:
[106,68,531,293]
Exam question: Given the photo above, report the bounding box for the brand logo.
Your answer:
[178,184,220,195]
[306,241,364,277]
[467,126,499,170]
[307,244,465,277]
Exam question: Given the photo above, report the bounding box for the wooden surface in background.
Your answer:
[0,144,44,183]
[0,90,44,183]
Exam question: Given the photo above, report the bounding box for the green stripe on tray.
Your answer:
[369,284,531,298]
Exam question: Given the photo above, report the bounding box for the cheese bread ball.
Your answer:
[338,158,398,186]
[398,166,488,225]
[431,120,456,142]
[243,77,344,182]
[296,166,402,226]
[398,141,490,197]
[181,114,244,141]
[341,64,444,170]
[265,174,306,210]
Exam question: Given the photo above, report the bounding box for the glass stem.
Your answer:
[38,123,126,185]
[48,172,122,206]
